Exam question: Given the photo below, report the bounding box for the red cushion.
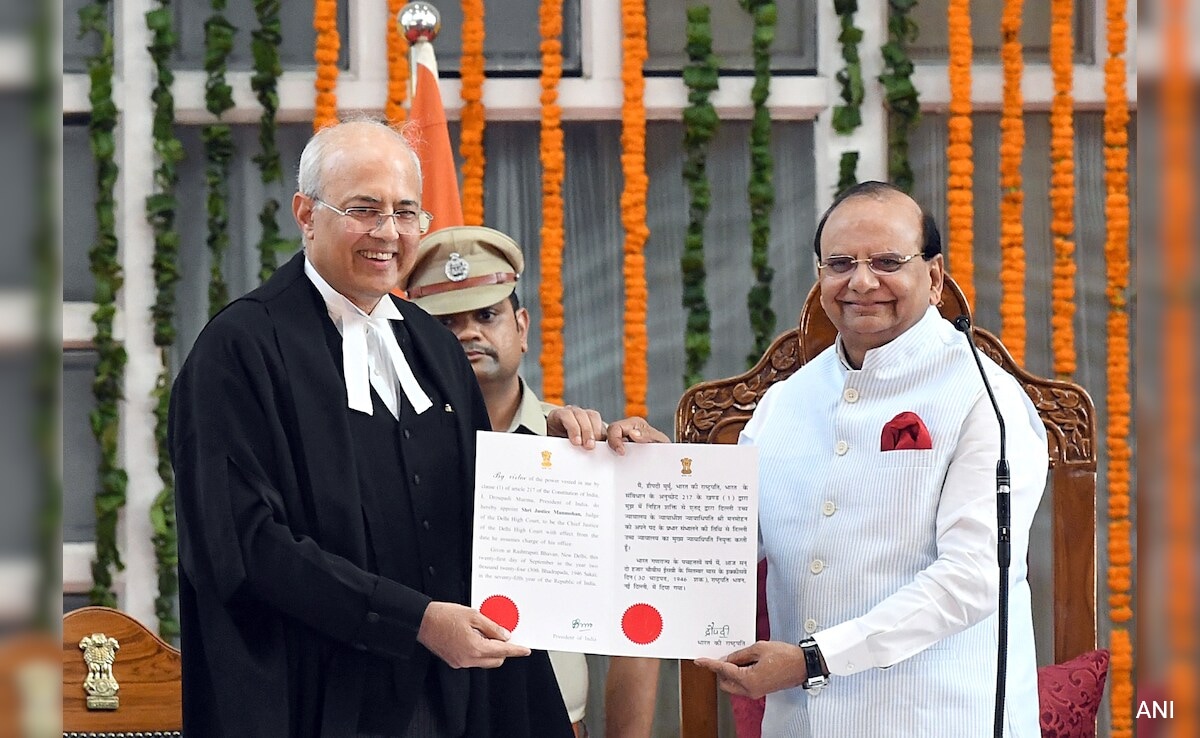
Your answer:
[1037,649,1110,738]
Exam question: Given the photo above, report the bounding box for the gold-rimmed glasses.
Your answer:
[313,198,433,235]
[818,252,922,277]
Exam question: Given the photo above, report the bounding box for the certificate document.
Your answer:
[470,431,758,659]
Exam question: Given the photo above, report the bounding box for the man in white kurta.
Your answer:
[697,182,1045,737]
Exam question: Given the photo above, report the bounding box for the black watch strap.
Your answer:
[799,638,829,692]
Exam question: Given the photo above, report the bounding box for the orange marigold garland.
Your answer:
[945,0,974,308]
[312,0,339,131]
[1048,0,1076,378]
[1110,630,1134,737]
[460,0,487,225]
[385,0,409,125]
[997,0,1025,364]
[620,0,649,418]
[538,0,565,405]
[1162,1,1195,734]
[1102,0,1133,734]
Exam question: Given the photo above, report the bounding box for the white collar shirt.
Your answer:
[304,257,432,420]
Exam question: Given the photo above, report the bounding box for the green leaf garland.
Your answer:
[833,0,864,193]
[831,0,864,135]
[34,0,60,631]
[837,151,860,194]
[739,0,777,367]
[251,0,293,283]
[80,0,126,609]
[204,1,236,316]
[146,0,184,641]
[681,5,719,389]
[880,0,921,193]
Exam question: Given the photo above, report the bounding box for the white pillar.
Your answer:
[812,0,889,216]
[113,0,161,629]
[350,0,388,87]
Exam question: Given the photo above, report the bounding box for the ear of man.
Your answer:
[515,307,530,353]
[293,192,315,241]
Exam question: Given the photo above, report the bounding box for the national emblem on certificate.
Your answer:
[471,431,759,659]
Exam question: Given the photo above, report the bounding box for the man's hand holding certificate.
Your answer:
[471,431,758,659]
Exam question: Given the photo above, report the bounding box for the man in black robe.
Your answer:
[169,118,585,737]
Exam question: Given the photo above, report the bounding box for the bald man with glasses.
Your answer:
[170,119,587,738]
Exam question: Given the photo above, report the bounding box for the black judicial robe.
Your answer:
[169,253,570,737]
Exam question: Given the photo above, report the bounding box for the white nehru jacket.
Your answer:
[742,307,1046,738]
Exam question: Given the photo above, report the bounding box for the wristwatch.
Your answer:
[799,638,830,694]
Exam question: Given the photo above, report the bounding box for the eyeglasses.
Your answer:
[818,252,923,276]
[313,198,433,235]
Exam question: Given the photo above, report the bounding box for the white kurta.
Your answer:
[741,307,1045,737]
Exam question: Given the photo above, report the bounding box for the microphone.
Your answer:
[952,316,1010,564]
[953,315,1011,738]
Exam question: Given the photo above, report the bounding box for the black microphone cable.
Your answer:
[953,315,1010,738]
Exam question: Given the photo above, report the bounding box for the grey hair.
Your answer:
[296,113,424,199]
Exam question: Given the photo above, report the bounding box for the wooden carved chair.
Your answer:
[63,606,182,737]
[674,276,1097,737]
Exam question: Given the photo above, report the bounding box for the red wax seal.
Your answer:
[621,603,663,645]
[480,595,519,632]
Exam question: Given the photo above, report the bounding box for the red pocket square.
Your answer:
[881,411,933,451]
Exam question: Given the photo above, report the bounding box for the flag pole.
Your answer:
[398,2,442,104]
[394,0,464,235]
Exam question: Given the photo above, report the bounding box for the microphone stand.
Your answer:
[953,316,1010,738]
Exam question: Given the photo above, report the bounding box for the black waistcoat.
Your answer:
[346,321,467,735]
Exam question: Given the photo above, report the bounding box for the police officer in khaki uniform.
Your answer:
[407,226,665,738]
